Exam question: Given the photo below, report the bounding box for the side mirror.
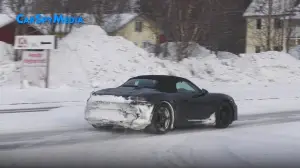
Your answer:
[91,91,97,96]
[202,89,208,95]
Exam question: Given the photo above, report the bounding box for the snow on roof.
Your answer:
[0,0,17,27]
[0,14,14,28]
[102,13,138,33]
[244,0,296,17]
[290,3,300,19]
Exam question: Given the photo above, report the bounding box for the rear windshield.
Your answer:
[121,78,158,88]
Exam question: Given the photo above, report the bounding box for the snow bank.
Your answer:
[158,42,211,59]
[288,45,300,60]
[0,41,14,62]
[0,42,16,85]
[237,51,300,83]
[50,25,170,88]
[48,25,300,88]
[2,24,300,89]
[217,51,239,59]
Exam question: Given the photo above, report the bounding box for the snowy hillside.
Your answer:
[157,42,212,59]
[1,25,300,88]
[48,25,300,88]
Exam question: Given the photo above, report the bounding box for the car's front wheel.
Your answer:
[146,103,172,134]
[215,102,233,128]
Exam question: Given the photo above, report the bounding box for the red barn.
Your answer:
[0,14,44,45]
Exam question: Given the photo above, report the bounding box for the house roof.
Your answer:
[0,14,14,28]
[0,13,95,34]
[26,13,96,34]
[0,0,16,27]
[0,13,49,34]
[0,12,143,35]
[243,0,297,17]
[290,3,300,19]
[0,14,47,35]
[102,13,139,33]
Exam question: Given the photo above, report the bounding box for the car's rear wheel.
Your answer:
[146,103,172,134]
[215,102,233,128]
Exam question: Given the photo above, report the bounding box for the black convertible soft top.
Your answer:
[128,75,197,93]
[130,75,186,82]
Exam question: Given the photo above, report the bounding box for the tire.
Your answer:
[146,103,173,134]
[215,102,233,128]
[92,124,113,130]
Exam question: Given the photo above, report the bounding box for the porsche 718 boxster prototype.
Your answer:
[84,75,238,134]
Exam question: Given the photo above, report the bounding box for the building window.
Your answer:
[274,18,283,29]
[256,19,262,29]
[255,46,261,53]
[135,21,142,32]
[273,46,283,51]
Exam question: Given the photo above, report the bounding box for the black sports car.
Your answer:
[84,75,237,134]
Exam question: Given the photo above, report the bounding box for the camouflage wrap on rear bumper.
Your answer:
[84,95,155,130]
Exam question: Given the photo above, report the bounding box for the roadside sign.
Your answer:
[14,35,55,88]
[22,50,47,67]
[14,35,56,50]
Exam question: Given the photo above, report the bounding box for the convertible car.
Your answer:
[84,75,238,134]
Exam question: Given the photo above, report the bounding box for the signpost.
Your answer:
[14,35,56,50]
[14,35,56,88]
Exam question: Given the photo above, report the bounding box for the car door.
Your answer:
[175,80,212,120]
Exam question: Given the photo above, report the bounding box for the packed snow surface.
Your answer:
[1,105,300,167]
[49,25,300,89]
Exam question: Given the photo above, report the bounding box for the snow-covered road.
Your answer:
[1,83,300,168]
[0,107,300,168]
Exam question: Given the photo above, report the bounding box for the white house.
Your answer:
[244,0,300,53]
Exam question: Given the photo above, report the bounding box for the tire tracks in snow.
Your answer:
[0,107,60,114]
[0,110,300,151]
[0,128,152,151]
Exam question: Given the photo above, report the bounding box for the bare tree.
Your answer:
[91,0,131,26]
[0,0,3,12]
[137,0,169,55]
[4,0,35,60]
[139,0,211,61]
[31,0,63,35]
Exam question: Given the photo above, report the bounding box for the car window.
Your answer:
[176,81,197,92]
[122,79,158,88]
